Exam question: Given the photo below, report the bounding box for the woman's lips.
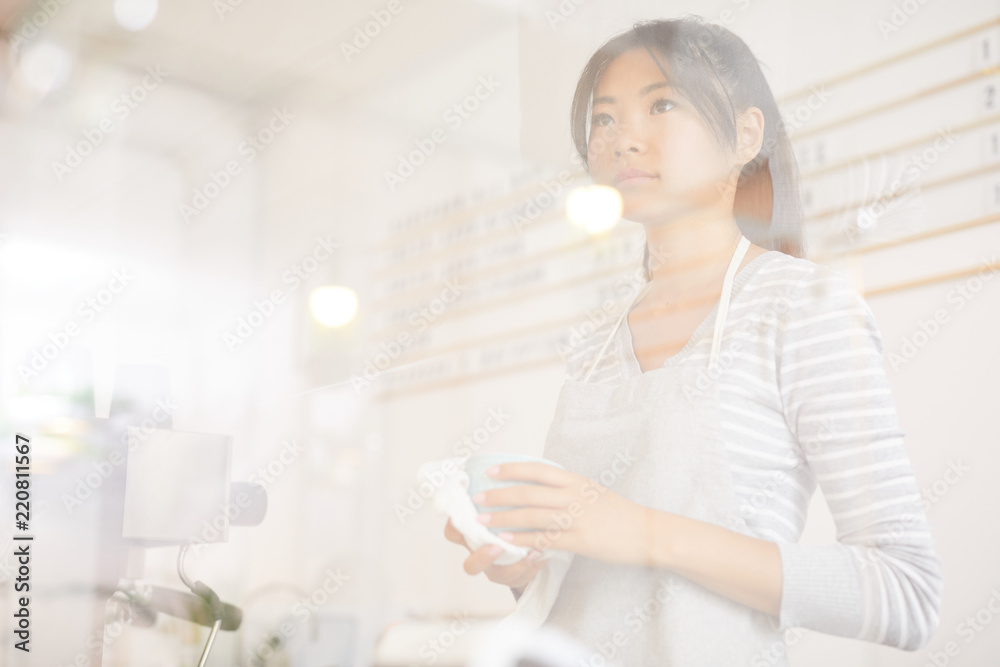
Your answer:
[614,168,656,187]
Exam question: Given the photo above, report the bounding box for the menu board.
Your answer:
[362,18,1000,400]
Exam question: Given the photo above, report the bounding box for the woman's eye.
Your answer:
[592,113,613,127]
[651,99,675,114]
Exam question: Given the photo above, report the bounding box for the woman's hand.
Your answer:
[443,518,545,592]
[470,462,652,566]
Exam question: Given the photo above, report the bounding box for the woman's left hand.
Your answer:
[472,462,653,565]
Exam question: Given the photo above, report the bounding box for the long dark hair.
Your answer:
[570,17,804,258]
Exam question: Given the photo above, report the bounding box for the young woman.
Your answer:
[444,17,942,664]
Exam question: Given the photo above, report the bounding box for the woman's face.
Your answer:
[587,48,739,223]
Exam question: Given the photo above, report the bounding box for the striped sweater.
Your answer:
[563,249,943,651]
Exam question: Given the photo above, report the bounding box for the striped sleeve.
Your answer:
[773,266,943,650]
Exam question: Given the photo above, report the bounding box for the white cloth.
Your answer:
[417,457,574,630]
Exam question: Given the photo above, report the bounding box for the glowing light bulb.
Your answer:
[310,286,358,327]
[565,184,622,234]
[114,0,158,32]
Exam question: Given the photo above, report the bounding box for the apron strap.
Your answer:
[709,234,751,373]
[582,281,652,383]
[581,234,751,382]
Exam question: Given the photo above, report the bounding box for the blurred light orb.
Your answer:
[310,286,358,327]
[18,42,72,94]
[566,184,622,234]
[114,0,158,31]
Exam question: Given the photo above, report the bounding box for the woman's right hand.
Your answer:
[444,518,545,592]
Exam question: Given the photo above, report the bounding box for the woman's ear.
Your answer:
[735,106,765,165]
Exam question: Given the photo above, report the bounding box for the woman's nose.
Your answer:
[611,122,645,157]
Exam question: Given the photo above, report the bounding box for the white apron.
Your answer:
[540,235,790,666]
